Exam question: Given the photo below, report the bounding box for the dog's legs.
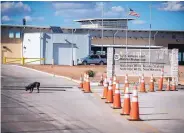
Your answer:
[30,87,33,93]
[29,88,32,93]
[37,83,40,93]
[37,86,40,93]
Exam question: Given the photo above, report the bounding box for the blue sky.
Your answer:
[1,1,184,30]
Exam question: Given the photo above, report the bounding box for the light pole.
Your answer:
[71,28,76,66]
[71,29,73,66]
[148,4,152,64]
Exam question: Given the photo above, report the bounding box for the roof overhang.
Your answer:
[74,18,135,22]
[91,44,163,48]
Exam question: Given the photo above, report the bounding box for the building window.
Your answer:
[9,31,14,38]
[178,52,181,61]
[15,32,21,38]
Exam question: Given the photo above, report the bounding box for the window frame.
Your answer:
[9,31,14,38]
[15,32,21,39]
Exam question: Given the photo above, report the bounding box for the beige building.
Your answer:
[1,25,51,63]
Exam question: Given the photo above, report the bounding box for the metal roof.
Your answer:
[61,27,184,33]
[74,18,135,22]
[1,24,50,29]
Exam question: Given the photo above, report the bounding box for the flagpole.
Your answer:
[101,2,104,54]
[126,5,128,54]
[149,4,152,64]
[126,5,128,74]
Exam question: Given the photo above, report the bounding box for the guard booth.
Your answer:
[107,46,179,84]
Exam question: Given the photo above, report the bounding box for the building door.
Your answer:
[53,43,72,65]
[168,44,184,65]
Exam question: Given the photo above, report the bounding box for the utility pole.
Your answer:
[71,28,74,66]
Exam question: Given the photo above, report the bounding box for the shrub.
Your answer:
[86,70,95,77]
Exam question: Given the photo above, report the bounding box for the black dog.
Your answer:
[25,82,40,93]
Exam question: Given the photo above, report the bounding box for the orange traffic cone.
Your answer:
[166,78,171,91]
[139,74,146,92]
[112,81,122,109]
[128,85,141,121]
[112,75,117,95]
[120,86,131,115]
[124,74,129,93]
[99,74,104,86]
[84,74,92,93]
[158,69,164,91]
[171,77,177,91]
[149,74,154,92]
[105,78,113,103]
[101,76,108,99]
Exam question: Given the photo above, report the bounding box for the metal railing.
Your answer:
[3,57,45,65]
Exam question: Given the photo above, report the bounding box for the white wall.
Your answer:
[23,33,41,64]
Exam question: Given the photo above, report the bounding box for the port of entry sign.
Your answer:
[113,48,178,77]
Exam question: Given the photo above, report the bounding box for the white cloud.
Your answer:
[2,16,11,22]
[24,16,44,22]
[53,2,125,19]
[159,1,184,11]
[132,20,146,25]
[52,2,88,9]
[111,6,124,12]
[1,2,31,13]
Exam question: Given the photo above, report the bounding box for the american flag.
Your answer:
[129,8,140,17]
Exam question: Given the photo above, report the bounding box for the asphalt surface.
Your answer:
[92,83,184,133]
[1,64,145,133]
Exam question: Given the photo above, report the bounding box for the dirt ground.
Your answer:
[23,64,184,85]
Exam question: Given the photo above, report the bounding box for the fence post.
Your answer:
[22,57,25,65]
[3,57,6,64]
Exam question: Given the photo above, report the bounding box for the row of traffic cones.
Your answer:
[101,77,141,121]
[96,71,177,93]
[129,73,177,92]
[78,72,177,121]
[98,72,177,94]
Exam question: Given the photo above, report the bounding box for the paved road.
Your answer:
[2,65,144,133]
[92,83,184,133]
